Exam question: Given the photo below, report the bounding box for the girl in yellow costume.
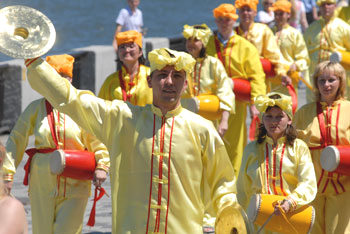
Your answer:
[183,23,236,232]
[98,30,152,105]
[234,0,291,95]
[271,0,311,99]
[293,61,350,234]
[2,54,110,234]
[206,3,266,177]
[238,92,317,233]
[182,23,235,137]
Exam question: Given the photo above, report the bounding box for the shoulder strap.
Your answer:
[316,102,327,147]
[45,100,59,148]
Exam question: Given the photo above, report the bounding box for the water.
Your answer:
[0,0,252,61]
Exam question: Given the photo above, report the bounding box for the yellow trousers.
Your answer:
[224,100,248,177]
[28,153,90,234]
[310,190,350,234]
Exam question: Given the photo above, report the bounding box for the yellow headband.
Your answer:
[183,24,212,46]
[317,0,336,5]
[235,0,259,11]
[254,92,293,119]
[46,54,75,78]
[270,0,292,13]
[213,4,239,20]
[148,48,195,75]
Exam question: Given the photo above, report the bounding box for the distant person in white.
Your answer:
[257,0,275,28]
[112,0,144,52]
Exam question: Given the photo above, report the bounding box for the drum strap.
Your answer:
[286,84,297,114]
[22,100,59,186]
[214,33,235,77]
[118,66,139,103]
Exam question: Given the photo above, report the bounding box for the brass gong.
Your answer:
[0,5,56,59]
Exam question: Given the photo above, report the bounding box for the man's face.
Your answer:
[319,2,336,20]
[148,65,187,110]
[238,5,256,25]
[215,17,235,35]
[128,0,140,8]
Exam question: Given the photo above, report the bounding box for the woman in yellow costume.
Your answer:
[98,30,152,105]
[238,92,317,233]
[293,61,350,234]
[234,0,291,95]
[2,54,110,234]
[182,23,235,137]
[271,0,311,100]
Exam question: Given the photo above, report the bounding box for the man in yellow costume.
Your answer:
[206,3,266,177]
[2,54,110,234]
[304,0,350,99]
[98,30,152,105]
[335,1,350,24]
[24,48,238,234]
[271,0,311,99]
[234,0,290,94]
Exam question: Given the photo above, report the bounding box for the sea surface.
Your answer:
[0,0,264,61]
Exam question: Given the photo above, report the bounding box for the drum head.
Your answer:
[330,51,341,63]
[49,149,65,175]
[247,194,260,223]
[321,146,339,172]
[215,202,253,234]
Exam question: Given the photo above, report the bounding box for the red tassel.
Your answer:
[87,186,106,227]
[249,115,260,141]
[286,84,298,114]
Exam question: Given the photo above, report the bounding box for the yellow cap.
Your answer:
[254,92,293,119]
[270,0,292,13]
[148,48,195,75]
[46,54,74,78]
[213,4,239,20]
[316,0,336,5]
[116,30,143,48]
[235,0,259,11]
[183,24,212,46]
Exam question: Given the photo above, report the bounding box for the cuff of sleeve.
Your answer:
[96,164,109,173]
[3,174,14,182]
[286,195,298,211]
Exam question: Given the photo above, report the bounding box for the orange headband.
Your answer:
[270,0,292,13]
[213,4,238,20]
[235,0,259,11]
[116,30,143,48]
[46,54,75,78]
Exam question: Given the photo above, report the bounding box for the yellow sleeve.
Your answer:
[237,141,256,210]
[287,140,317,210]
[261,25,287,76]
[292,30,310,72]
[204,131,238,213]
[98,72,118,101]
[26,58,121,147]
[210,57,235,113]
[81,129,110,173]
[3,100,39,181]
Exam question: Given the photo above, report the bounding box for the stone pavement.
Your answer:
[0,84,307,234]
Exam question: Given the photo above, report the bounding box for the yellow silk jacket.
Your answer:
[304,17,350,75]
[206,33,266,100]
[235,23,287,77]
[3,98,109,197]
[26,58,237,234]
[98,64,152,106]
[237,137,317,211]
[186,55,235,113]
[293,100,350,195]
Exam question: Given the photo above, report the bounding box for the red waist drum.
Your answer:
[49,149,96,180]
[321,145,350,176]
[232,78,251,102]
[260,58,276,78]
